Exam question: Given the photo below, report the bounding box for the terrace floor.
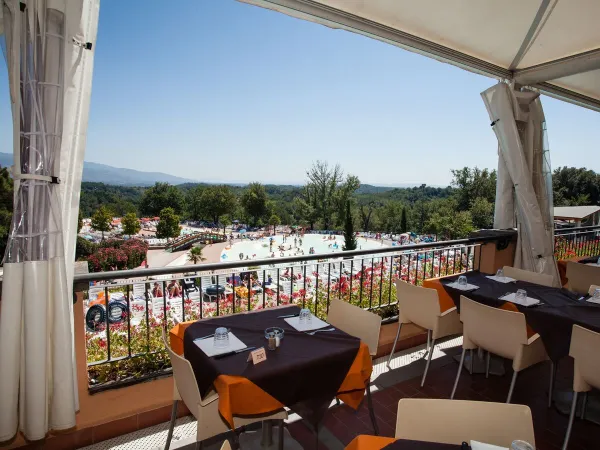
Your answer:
[80,338,600,450]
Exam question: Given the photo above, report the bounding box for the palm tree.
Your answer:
[187,245,206,264]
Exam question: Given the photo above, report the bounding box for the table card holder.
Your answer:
[247,347,267,365]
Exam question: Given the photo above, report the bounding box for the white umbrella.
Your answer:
[0,0,99,441]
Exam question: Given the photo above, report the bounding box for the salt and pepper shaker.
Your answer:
[268,333,277,351]
[275,331,281,347]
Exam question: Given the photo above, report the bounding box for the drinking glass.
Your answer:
[511,440,534,450]
[457,275,468,288]
[299,308,312,325]
[593,288,600,301]
[214,327,229,349]
[496,268,504,278]
[515,289,527,303]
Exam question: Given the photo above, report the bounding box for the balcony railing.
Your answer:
[74,232,512,392]
[554,225,600,260]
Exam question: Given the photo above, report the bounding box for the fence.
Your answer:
[554,225,600,260]
[75,232,510,392]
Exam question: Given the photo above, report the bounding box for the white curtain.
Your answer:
[482,82,559,285]
[0,0,99,441]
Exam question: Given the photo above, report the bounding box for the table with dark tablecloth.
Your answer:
[177,305,372,428]
[346,435,466,450]
[424,271,600,361]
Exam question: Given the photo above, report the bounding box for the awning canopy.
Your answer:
[240,0,600,112]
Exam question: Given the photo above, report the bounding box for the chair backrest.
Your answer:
[502,266,554,287]
[566,262,600,295]
[220,440,232,450]
[569,325,600,392]
[588,284,600,296]
[161,328,202,412]
[395,280,441,330]
[327,299,382,356]
[460,296,527,360]
[395,398,535,447]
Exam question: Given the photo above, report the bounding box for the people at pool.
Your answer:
[152,282,163,298]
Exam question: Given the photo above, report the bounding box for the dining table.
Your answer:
[169,305,372,430]
[346,435,468,449]
[422,271,600,362]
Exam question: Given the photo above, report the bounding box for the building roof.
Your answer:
[553,205,600,220]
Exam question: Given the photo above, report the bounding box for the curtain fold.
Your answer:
[482,82,559,285]
[0,0,99,441]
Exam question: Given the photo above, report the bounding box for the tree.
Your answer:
[78,211,84,233]
[186,185,206,221]
[553,166,600,206]
[358,201,379,231]
[122,212,141,236]
[200,185,237,225]
[268,214,281,235]
[156,207,181,240]
[241,182,269,226]
[451,167,497,211]
[400,207,408,233]
[187,245,206,264]
[424,199,474,240]
[91,206,112,240]
[140,182,185,216]
[0,166,14,260]
[343,200,357,251]
[470,197,494,229]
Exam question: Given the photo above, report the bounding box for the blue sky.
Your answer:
[1,0,599,186]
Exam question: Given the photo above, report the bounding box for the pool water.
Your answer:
[220,233,386,261]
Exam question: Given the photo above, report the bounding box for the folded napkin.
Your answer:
[587,296,600,305]
[499,292,540,307]
[446,281,479,292]
[284,315,330,332]
[486,275,516,284]
[470,441,508,450]
[194,332,247,357]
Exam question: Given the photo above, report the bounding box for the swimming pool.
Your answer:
[220,233,386,262]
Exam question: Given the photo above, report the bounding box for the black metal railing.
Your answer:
[76,232,512,392]
[554,225,600,260]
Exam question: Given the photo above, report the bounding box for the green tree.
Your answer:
[400,207,408,233]
[553,166,600,206]
[185,185,206,221]
[140,182,185,216]
[122,212,141,236]
[451,167,497,211]
[156,207,181,240]
[268,214,281,235]
[0,166,14,260]
[241,182,269,226]
[470,197,494,229]
[200,185,237,224]
[91,206,112,240]
[78,211,84,233]
[343,200,357,251]
[187,245,206,264]
[425,199,474,240]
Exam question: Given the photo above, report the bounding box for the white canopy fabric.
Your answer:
[240,0,600,112]
[482,83,559,284]
[0,0,99,441]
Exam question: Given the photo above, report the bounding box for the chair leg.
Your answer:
[421,338,436,387]
[507,371,518,403]
[485,351,491,379]
[366,383,379,435]
[424,329,432,359]
[549,361,557,408]
[315,421,319,450]
[562,391,579,450]
[277,419,285,450]
[469,349,474,375]
[451,348,466,399]
[164,400,178,450]
[387,322,403,368]
[195,441,202,450]
[581,392,589,420]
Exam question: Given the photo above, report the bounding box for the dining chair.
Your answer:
[502,265,554,287]
[566,262,600,295]
[220,440,232,450]
[161,329,287,450]
[327,299,382,435]
[451,296,549,403]
[387,280,462,387]
[588,284,599,296]
[396,398,535,447]
[562,325,600,450]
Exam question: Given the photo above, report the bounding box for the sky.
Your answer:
[0,0,599,186]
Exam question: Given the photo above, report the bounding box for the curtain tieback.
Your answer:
[12,171,60,184]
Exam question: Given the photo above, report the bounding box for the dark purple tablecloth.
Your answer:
[441,271,600,361]
[183,305,361,426]
[382,439,466,449]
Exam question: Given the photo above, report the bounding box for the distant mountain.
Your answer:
[0,152,196,186]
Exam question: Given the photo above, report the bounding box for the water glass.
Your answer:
[515,289,527,303]
[214,327,229,349]
[511,440,534,450]
[299,308,312,325]
[496,268,504,278]
[593,288,600,300]
[457,275,468,288]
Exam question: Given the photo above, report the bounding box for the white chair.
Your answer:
[396,398,535,447]
[566,262,600,295]
[387,280,462,387]
[588,284,599,296]
[562,325,600,450]
[219,440,232,450]
[327,299,382,435]
[451,296,549,403]
[502,265,554,287]
[161,329,287,450]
